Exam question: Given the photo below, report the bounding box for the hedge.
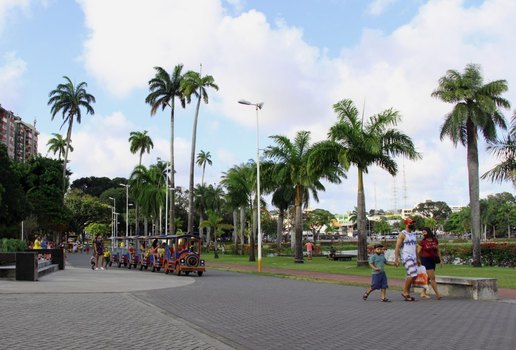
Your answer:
[440,242,516,267]
[0,238,27,252]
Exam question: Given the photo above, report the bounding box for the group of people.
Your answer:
[363,218,443,302]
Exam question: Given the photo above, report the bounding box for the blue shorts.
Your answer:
[371,271,388,290]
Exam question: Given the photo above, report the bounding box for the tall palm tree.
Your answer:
[199,209,233,258]
[481,113,516,187]
[129,163,166,235]
[129,130,154,166]
[432,64,510,266]
[145,65,186,236]
[321,99,421,266]
[48,76,95,192]
[181,69,219,234]
[46,133,72,160]
[221,163,255,258]
[264,130,346,263]
[196,150,212,186]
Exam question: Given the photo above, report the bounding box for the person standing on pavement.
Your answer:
[363,244,393,302]
[417,227,443,300]
[93,234,105,271]
[305,241,314,260]
[395,218,418,301]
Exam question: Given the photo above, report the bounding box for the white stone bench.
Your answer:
[433,276,498,300]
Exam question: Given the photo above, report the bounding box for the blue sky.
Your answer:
[0,0,514,214]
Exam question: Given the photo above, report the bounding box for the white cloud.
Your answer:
[16,0,516,213]
[0,52,27,108]
[367,0,399,16]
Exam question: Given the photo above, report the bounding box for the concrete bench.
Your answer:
[433,276,498,300]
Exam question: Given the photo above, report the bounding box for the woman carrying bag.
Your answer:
[417,227,443,300]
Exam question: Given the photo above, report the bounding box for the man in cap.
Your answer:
[394,218,418,301]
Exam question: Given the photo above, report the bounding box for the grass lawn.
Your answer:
[204,254,516,289]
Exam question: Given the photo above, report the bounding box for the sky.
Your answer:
[0,0,514,215]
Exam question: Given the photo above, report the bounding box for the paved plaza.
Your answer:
[1,253,514,350]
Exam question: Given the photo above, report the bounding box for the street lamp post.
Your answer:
[108,196,116,249]
[238,99,264,272]
[120,184,130,247]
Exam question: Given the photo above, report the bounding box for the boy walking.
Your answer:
[363,244,392,302]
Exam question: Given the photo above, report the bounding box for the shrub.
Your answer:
[0,238,27,252]
[440,242,516,267]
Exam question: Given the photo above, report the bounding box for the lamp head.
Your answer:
[238,99,251,105]
[256,102,264,109]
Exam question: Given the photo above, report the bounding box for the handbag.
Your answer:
[414,265,428,288]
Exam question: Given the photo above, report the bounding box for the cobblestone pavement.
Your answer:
[1,253,515,350]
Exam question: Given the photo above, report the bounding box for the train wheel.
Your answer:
[197,271,203,277]
[184,271,191,276]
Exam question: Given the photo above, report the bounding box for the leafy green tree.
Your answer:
[320,99,420,266]
[129,130,154,166]
[481,113,516,187]
[196,150,212,186]
[444,207,471,234]
[306,209,335,243]
[432,64,510,266]
[180,69,219,234]
[66,189,111,238]
[373,219,392,235]
[48,76,95,192]
[17,156,69,234]
[480,192,515,238]
[71,176,124,197]
[264,131,345,263]
[0,145,30,237]
[413,200,452,222]
[46,133,73,160]
[85,223,110,238]
[199,209,232,258]
[146,65,186,236]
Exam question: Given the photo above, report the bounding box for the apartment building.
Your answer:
[0,104,39,161]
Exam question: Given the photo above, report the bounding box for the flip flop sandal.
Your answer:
[363,292,369,301]
[401,293,416,301]
[381,298,391,302]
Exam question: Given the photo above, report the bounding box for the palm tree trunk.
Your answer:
[188,95,202,234]
[199,213,204,241]
[62,115,74,193]
[239,207,245,255]
[170,105,176,235]
[294,186,304,263]
[233,209,238,253]
[467,119,481,267]
[276,209,284,248]
[356,168,368,267]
